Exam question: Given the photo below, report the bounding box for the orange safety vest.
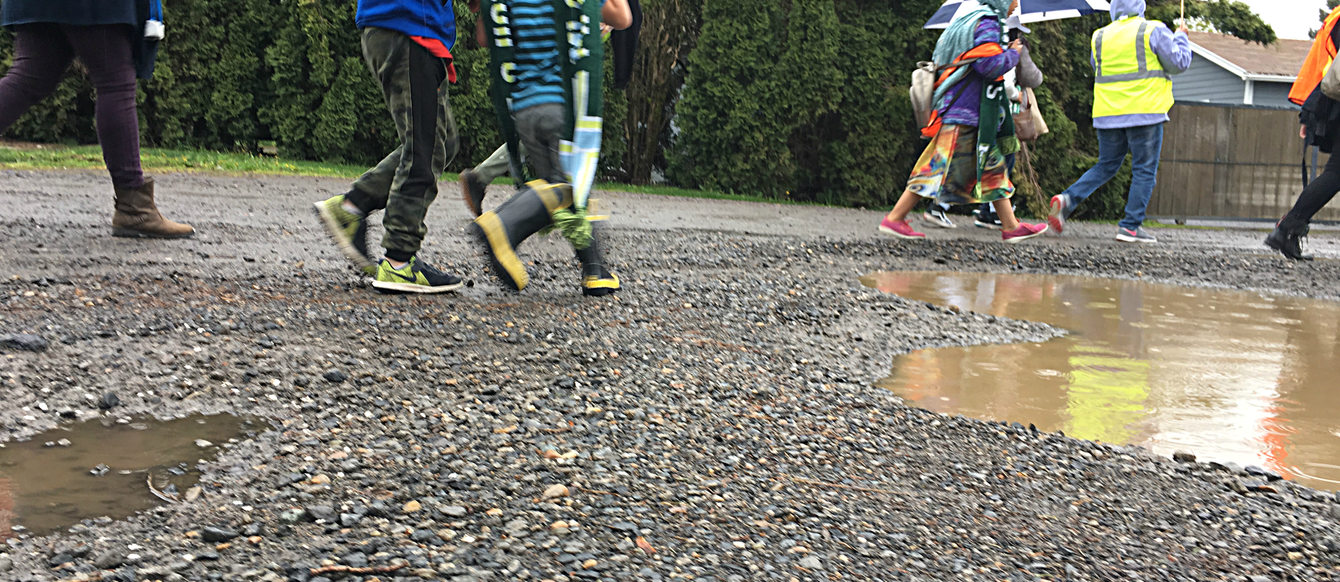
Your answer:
[1290,6,1340,105]
[921,42,1007,138]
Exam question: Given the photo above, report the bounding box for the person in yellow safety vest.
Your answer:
[1045,0,1190,244]
[1265,5,1340,260]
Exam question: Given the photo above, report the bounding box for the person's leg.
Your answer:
[351,28,460,293]
[883,128,960,235]
[316,145,396,272]
[513,103,618,295]
[460,142,517,217]
[1269,133,1340,259]
[346,150,401,215]
[884,190,923,223]
[367,30,447,263]
[1119,123,1163,232]
[62,25,193,238]
[315,29,405,270]
[993,198,1020,231]
[0,25,74,134]
[514,104,566,184]
[877,189,928,239]
[65,25,143,189]
[575,225,619,296]
[990,152,1014,224]
[474,143,515,183]
[1060,128,1129,206]
[1049,128,1128,233]
[1280,137,1340,231]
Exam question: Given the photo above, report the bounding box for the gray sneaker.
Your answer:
[1115,226,1158,244]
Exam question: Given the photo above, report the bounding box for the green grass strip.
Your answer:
[0,143,834,207]
[0,143,365,178]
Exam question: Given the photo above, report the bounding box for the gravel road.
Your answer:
[1,169,1339,582]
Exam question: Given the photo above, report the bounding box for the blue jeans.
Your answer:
[1061,124,1164,231]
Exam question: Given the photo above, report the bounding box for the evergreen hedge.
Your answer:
[0,0,1272,218]
[0,0,500,170]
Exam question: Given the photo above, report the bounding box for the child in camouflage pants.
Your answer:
[313,0,464,294]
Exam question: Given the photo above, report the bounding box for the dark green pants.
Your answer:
[346,27,458,262]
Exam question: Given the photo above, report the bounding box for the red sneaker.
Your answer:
[878,217,926,239]
[1002,222,1048,244]
[1047,194,1070,234]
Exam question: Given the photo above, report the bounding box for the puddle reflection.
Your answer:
[862,271,1340,490]
[0,414,265,537]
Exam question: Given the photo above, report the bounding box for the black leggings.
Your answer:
[1282,132,1340,230]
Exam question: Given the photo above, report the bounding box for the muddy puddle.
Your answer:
[862,271,1340,491]
[0,414,266,537]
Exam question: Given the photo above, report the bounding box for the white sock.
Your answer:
[342,200,365,217]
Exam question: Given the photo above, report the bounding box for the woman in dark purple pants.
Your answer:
[0,0,192,238]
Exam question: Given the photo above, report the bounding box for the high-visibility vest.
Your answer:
[1290,6,1340,105]
[1091,17,1173,119]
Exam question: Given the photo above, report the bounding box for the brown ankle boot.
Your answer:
[112,177,195,238]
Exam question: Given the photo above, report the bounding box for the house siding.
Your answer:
[1172,54,1247,104]
[1252,81,1298,109]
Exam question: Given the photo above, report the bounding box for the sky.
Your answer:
[1241,0,1326,40]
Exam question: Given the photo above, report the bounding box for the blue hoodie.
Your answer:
[357,0,456,49]
[1094,0,1192,128]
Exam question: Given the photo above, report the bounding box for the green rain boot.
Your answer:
[470,180,573,291]
[575,228,619,297]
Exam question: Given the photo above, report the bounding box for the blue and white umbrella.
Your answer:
[923,0,1110,28]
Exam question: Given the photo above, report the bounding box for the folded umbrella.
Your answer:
[924,0,1110,28]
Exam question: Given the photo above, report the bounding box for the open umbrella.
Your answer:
[924,0,1110,28]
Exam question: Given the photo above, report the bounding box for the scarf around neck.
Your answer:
[931,0,1010,104]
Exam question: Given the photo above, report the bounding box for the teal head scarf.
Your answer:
[931,0,1012,104]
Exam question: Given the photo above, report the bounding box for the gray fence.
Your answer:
[1149,103,1339,222]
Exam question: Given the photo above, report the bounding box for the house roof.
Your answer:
[1187,31,1311,81]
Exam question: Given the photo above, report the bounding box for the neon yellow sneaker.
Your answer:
[371,257,464,294]
[313,195,374,274]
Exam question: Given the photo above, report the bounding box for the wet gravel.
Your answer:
[2,170,1340,581]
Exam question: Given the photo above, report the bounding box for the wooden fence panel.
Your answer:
[1149,103,1340,221]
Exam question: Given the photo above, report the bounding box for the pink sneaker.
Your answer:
[1047,194,1070,234]
[878,217,926,239]
[1001,222,1048,244]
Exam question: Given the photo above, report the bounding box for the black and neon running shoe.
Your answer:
[371,257,464,294]
[313,194,374,274]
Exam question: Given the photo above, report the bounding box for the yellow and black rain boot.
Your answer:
[470,180,572,291]
[575,229,619,297]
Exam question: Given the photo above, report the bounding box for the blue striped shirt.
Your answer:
[508,0,603,113]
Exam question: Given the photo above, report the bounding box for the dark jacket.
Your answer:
[1302,89,1339,153]
[1,0,136,28]
[1302,24,1340,153]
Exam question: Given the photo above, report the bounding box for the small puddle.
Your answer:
[862,271,1340,490]
[0,414,266,537]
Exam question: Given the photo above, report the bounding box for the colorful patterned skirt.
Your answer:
[905,124,1013,205]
